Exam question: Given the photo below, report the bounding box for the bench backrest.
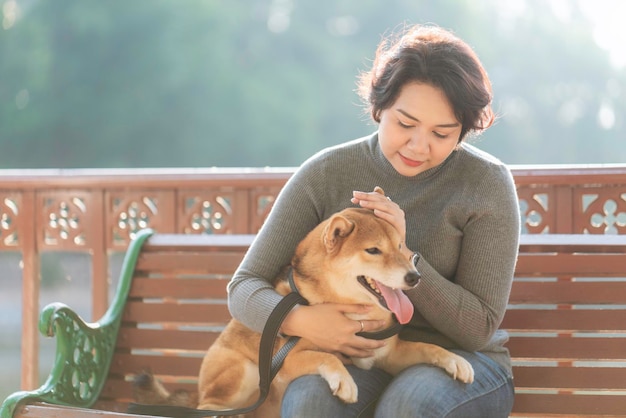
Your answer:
[94,233,626,416]
[505,234,626,416]
[94,234,254,412]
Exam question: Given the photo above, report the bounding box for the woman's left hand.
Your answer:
[351,188,407,244]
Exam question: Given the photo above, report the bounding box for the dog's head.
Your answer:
[292,196,419,324]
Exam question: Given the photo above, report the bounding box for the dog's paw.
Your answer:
[318,364,358,403]
[441,353,475,383]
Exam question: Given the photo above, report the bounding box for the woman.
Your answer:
[227,24,519,417]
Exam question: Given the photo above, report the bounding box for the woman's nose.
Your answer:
[407,130,429,153]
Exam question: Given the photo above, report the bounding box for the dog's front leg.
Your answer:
[380,341,475,383]
[280,350,358,403]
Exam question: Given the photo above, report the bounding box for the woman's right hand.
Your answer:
[279,303,386,358]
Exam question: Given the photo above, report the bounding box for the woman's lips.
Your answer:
[399,153,423,168]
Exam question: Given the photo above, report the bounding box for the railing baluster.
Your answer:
[20,190,38,390]
[91,190,108,320]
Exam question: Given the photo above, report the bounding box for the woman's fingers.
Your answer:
[351,190,406,241]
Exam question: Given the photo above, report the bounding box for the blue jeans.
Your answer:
[281,350,514,418]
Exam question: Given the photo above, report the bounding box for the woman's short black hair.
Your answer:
[358,24,495,141]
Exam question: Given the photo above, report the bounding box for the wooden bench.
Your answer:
[1,230,626,418]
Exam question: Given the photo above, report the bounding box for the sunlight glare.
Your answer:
[496,0,527,20]
[2,0,18,30]
[549,0,573,22]
[578,0,626,68]
[494,0,527,31]
[267,0,292,33]
[597,101,616,130]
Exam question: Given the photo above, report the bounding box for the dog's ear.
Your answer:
[323,214,355,253]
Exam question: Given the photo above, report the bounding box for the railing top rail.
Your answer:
[511,164,626,185]
[0,167,298,189]
[0,164,625,189]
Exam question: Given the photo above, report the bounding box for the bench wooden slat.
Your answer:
[515,253,626,275]
[122,301,231,324]
[135,252,246,275]
[142,233,255,251]
[509,280,626,304]
[91,401,132,414]
[14,403,138,418]
[128,277,229,299]
[502,309,626,331]
[116,328,220,351]
[512,366,626,389]
[512,393,626,415]
[506,336,626,359]
[108,353,204,377]
[518,233,626,253]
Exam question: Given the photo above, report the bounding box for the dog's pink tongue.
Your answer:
[377,282,414,324]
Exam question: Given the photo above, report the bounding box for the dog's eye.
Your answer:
[365,247,382,255]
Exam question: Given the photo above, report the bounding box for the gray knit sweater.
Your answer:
[227,132,520,374]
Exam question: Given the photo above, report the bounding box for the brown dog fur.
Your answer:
[133,189,474,417]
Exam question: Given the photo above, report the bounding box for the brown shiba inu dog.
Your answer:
[133,189,474,417]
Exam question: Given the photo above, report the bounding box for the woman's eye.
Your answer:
[398,120,413,128]
[365,247,382,255]
[433,132,449,139]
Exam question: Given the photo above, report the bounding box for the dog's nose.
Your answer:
[405,271,420,287]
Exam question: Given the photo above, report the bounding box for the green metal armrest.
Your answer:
[0,229,154,418]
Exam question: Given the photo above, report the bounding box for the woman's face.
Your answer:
[378,82,461,177]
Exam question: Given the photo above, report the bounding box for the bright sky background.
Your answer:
[5,0,626,70]
[495,0,626,69]
[577,0,626,68]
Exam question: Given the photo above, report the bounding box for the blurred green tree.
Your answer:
[0,0,624,168]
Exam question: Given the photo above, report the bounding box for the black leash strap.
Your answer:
[356,318,403,340]
[127,291,308,417]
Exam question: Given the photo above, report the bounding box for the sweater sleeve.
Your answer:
[226,156,328,333]
[409,164,520,351]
